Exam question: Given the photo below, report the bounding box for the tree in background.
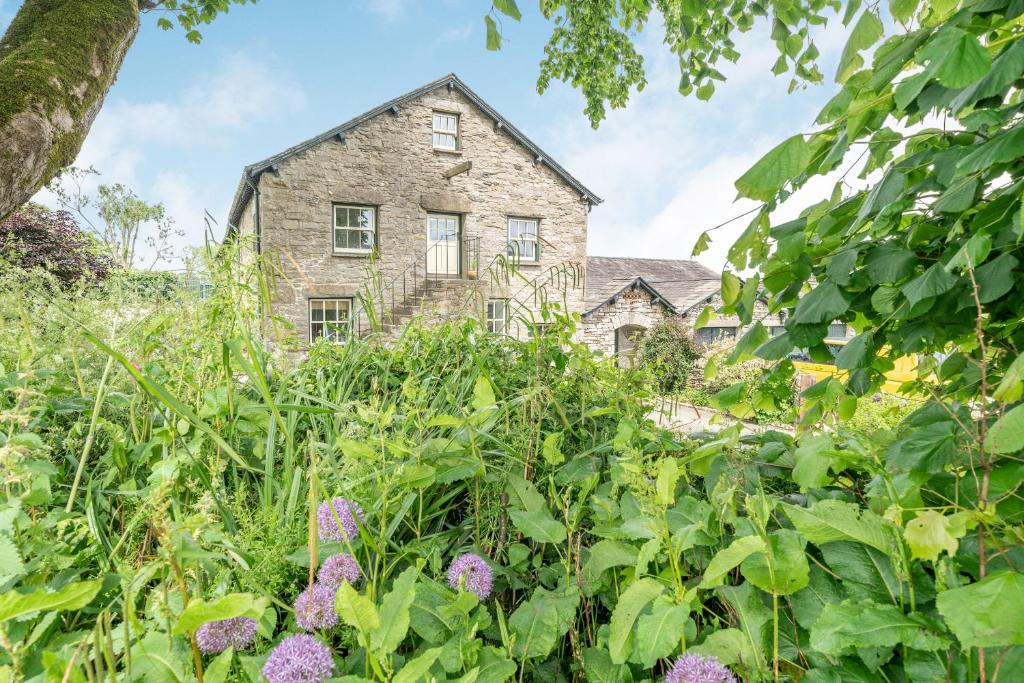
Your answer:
[0,204,112,285]
[50,167,182,270]
[0,0,255,221]
[634,318,702,393]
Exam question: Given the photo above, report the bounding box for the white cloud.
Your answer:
[38,53,305,268]
[547,13,855,272]
[364,0,410,22]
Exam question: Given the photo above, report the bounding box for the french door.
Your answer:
[426,213,460,276]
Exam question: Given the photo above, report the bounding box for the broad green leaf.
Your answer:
[957,125,1024,176]
[129,632,188,683]
[951,38,1024,113]
[721,271,741,305]
[204,648,234,683]
[585,540,638,578]
[735,135,811,201]
[699,535,767,588]
[792,433,834,490]
[335,582,380,638]
[504,474,545,512]
[690,628,754,666]
[493,0,521,21]
[0,535,24,578]
[811,600,949,655]
[781,499,897,554]
[409,578,455,644]
[692,231,712,257]
[582,647,632,683]
[836,11,883,83]
[993,354,1024,402]
[936,572,1024,648]
[865,244,916,282]
[393,647,443,683]
[975,253,1018,303]
[928,28,991,88]
[835,332,873,370]
[541,431,564,466]
[655,458,679,506]
[903,510,963,562]
[716,582,770,672]
[509,587,579,659]
[631,595,688,667]
[370,566,418,655]
[174,593,266,635]
[472,375,496,410]
[608,578,665,663]
[792,281,850,324]
[475,646,518,683]
[902,263,959,306]
[889,0,919,24]
[484,15,500,50]
[0,579,102,623]
[741,529,810,595]
[507,508,566,544]
[985,403,1024,454]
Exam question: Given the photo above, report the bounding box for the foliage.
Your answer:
[487,0,835,125]
[0,204,112,285]
[144,0,258,44]
[635,319,702,393]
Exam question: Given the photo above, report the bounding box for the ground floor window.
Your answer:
[310,298,352,342]
[769,325,786,337]
[826,323,848,340]
[695,326,737,345]
[486,299,507,334]
[614,324,646,368]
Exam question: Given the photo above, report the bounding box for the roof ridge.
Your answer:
[225,73,600,232]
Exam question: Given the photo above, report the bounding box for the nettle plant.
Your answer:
[692,0,1024,680]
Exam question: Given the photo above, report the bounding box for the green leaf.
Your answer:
[475,647,518,683]
[903,510,962,562]
[721,271,741,305]
[585,540,638,578]
[781,500,898,554]
[484,15,500,50]
[0,579,103,623]
[993,354,1024,402]
[835,332,873,370]
[608,578,665,663]
[541,431,564,466]
[741,529,810,595]
[699,535,767,588]
[0,535,24,578]
[692,231,712,257]
[472,375,496,410]
[957,125,1024,176]
[174,593,266,635]
[929,28,991,89]
[716,582,770,671]
[975,253,1018,303]
[655,458,679,507]
[492,0,521,21]
[792,433,835,490]
[504,474,545,512]
[901,263,958,306]
[631,595,688,667]
[508,508,567,544]
[735,135,811,201]
[811,600,949,655]
[936,572,1024,648]
[409,578,455,644]
[836,11,883,83]
[509,587,579,659]
[335,582,381,639]
[204,648,234,683]
[792,281,850,324]
[690,628,754,666]
[985,403,1024,454]
[865,244,916,282]
[582,647,632,683]
[889,0,919,24]
[393,647,443,683]
[370,566,418,655]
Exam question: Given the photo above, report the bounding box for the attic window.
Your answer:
[432,112,459,151]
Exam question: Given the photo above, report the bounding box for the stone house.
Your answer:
[224,73,761,356]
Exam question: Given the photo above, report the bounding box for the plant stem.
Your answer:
[66,356,114,513]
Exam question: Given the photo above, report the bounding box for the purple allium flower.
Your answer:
[664,653,736,683]
[261,633,334,683]
[316,497,364,542]
[318,553,361,591]
[293,584,339,631]
[195,616,258,654]
[446,553,493,599]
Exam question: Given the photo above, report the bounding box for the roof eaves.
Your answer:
[582,276,680,317]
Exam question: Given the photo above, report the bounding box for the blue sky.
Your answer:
[2,0,852,269]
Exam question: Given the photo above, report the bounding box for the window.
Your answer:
[695,326,737,345]
[826,323,848,340]
[769,326,786,337]
[333,205,375,254]
[309,299,352,342]
[432,112,459,150]
[507,218,539,262]
[486,299,507,334]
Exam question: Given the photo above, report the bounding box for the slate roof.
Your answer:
[224,73,601,234]
[584,256,721,316]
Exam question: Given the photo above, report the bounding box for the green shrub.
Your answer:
[634,318,702,392]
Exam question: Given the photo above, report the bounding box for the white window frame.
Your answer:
[432,111,459,151]
[507,217,539,262]
[309,298,353,343]
[826,323,848,340]
[333,204,376,255]
[486,298,507,334]
[695,326,737,345]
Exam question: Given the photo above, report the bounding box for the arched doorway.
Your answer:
[614,324,646,368]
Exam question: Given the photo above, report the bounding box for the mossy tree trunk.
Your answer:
[0,0,139,221]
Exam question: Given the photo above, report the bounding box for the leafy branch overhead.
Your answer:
[486,0,833,125]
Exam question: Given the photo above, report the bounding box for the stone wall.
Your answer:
[239,84,590,346]
[579,286,674,357]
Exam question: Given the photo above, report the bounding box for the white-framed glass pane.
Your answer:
[432,112,458,149]
[333,205,375,252]
[826,323,848,340]
[310,299,352,343]
[507,218,538,260]
[486,299,506,334]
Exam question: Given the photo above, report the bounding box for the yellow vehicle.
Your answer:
[790,339,919,395]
